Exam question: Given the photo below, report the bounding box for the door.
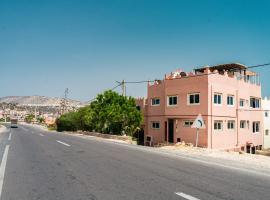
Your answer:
[168,119,174,143]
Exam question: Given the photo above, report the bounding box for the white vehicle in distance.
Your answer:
[10,118,18,128]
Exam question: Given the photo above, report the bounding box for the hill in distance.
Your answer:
[0,96,83,107]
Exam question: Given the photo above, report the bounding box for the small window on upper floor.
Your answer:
[151,98,160,106]
[265,129,269,136]
[265,111,269,117]
[167,96,178,106]
[239,99,245,107]
[250,97,260,108]
[227,95,234,106]
[188,93,200,105]
[214,93,222,105]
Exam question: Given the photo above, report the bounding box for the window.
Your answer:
[168,96,178,106]
[183,120,193,127]
[252,122,260,133]
[265,130,269,136]
[188,93,200,105]
[265,111,269,117]
[214,121,223,130]
[227,95,234,106]
[151,122,160,129]
[240,99,245,107]
[214,93,222,105]
[151,98,160,106]
[240,120,246,129]
[250,97,260,108]
[227,120,235,129]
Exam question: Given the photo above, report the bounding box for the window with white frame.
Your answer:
[240,120,246,129]
[252,122,260,133]
[214,121,223,130]
[151,98,160,106]
[168,96,178,106]
[250,97,260,108]
[239,99,245,107]
[151,122,160,129]
[266,130,269,136]
[227,120,235,129]
[188,93,200,105]
[265,111,269,117]
[214,93,222,105]
[227,95,234,106]
[183,120,193,127]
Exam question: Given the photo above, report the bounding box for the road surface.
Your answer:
[0,124,269,200]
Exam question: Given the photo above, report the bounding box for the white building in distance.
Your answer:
[262,97,270,149]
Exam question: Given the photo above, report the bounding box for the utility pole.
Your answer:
[116,80,126,96]
[60,88,69,115]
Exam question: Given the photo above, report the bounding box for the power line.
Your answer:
[87,82,122,103]
[85,62,270,104]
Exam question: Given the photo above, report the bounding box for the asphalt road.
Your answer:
[0,124,269,200]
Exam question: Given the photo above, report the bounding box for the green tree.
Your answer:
[56,90,142,136]
[25,114,35,123]
[37,116,45,124]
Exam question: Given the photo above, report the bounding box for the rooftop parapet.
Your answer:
[149,63,260,86]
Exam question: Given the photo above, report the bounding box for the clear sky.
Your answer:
[1,0,270,102]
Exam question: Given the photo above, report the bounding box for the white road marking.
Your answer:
[8,132,12,141]
[175,192,200,200]
[0,145,10,198]
[56,140,71,147]
[39,133,44,136]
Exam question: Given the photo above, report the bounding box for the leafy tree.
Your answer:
[37,116,45,124]
[56,90,142,136]
[25,114,35,123]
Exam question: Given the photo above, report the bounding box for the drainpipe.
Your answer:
[210,85,213,149]
[236,89,239,148]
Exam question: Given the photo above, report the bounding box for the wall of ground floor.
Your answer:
[144,115,263,150]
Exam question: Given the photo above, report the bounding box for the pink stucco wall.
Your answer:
[136,66,263,150]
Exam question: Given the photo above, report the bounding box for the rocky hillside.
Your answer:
[0,96,83,107]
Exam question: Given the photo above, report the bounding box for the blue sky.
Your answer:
[0,0,270,102]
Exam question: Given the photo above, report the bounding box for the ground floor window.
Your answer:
[266,129,269,136]
[240,120,246,129]
[214,121,223,131]
[151,122,160,129]
[227,120,235,129]
[252,122,260,133]
[183,120,193,127]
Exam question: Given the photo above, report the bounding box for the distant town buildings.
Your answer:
[136,63,263,153]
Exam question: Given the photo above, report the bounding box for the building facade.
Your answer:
[136,63,263,152]
[262,97,270,149]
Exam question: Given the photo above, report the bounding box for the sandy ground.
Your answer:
[159,144,270,172]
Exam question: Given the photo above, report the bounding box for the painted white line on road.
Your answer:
[39,133,44,136]
[8,132,12,141]
[56,140,71,147]
[0,145,10,198]
[175,192,200,200]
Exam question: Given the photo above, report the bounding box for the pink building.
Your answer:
[136,63,263,152]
